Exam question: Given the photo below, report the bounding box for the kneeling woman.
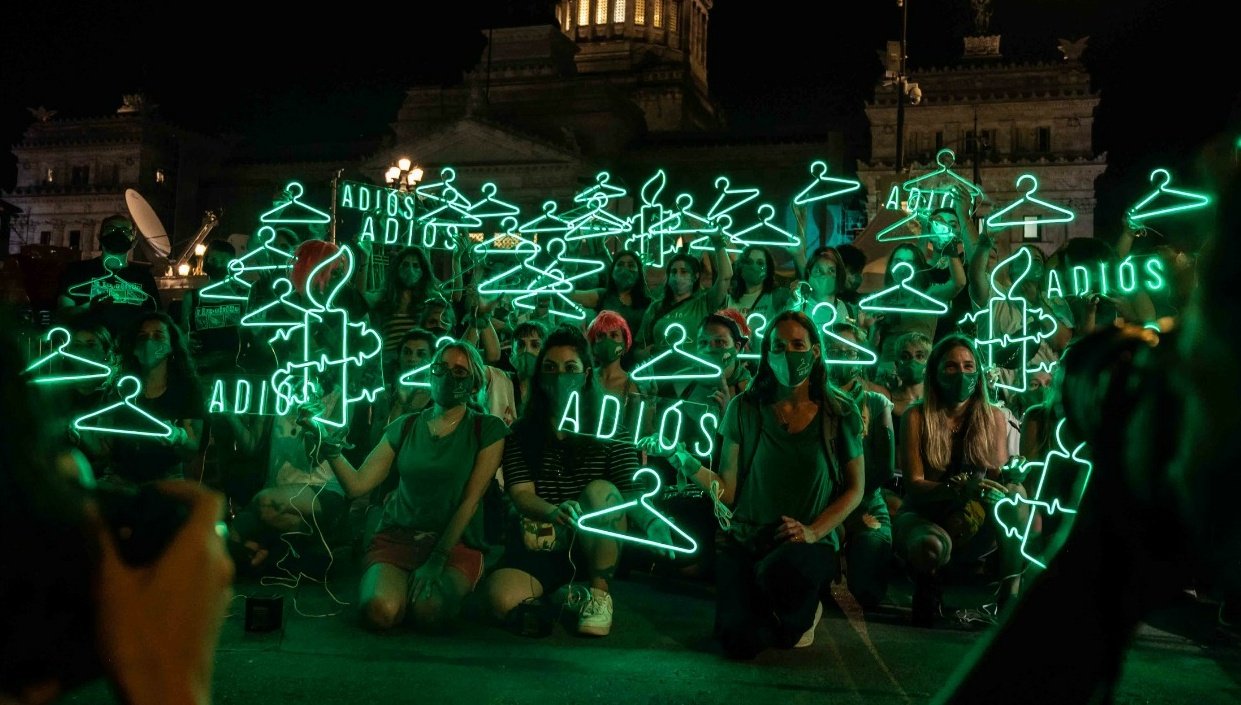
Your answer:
[326,342,508,630]
[654,310,864,658]
[485,326,672,637]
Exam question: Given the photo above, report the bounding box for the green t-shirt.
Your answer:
[640,289,714,349]
[722,396,863,551]
[380,408,510,547]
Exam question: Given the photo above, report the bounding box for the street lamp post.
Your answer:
[895,0,909,174]
[385,157,424,193]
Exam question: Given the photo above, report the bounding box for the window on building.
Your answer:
[45,168,55,184]
[613,0,625,22]
[935,131,944,151]
[578,0,590,26]
[596,0,607,24]
[155,168,166,184]
[653,0,662,27]
[1037,126,1051,152]
[668,0,677,30]
[1023,216,1041,242]
[40,231,52,246]
[69,230,82,249]
[71,165,90,186]
[635,0,645,24]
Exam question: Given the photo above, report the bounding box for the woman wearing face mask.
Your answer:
[826,323,896,609]
[646,312,751,417]
[894,334,1025,628]
[54,320,123,471]
[369,328,437,450]
[797,247,856,331]
[886,331,933,437]
[104,313,204,485]
[637,239,733,357]
[725,246,780,319]
[586,310,638,399]
[645,310,864,658]
[485,325,670,637]
[502,319,548,418]
[325,342,508,631]
[572,251,652,346]
[370,248,444,373]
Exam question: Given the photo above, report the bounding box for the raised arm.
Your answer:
[708,233,733,311]
[326,436,396,499]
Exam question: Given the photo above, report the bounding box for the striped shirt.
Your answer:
[502,430,640,505]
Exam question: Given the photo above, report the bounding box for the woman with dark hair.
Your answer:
[571,250,652,343]
[637,241,732,355]
[105,312,204,484]
[893,333,1023,627]
[799,246,856,330]
[869,242,965,369]
[485,325,670,637]
[647,310,864,658]
[725,245,780,319]
[368,328,437,449]
[368,247,444,369]
[325,341,508,631]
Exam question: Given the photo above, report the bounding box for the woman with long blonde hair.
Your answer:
[894,334,1025,627]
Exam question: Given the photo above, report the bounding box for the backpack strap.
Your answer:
[393,410,422,458]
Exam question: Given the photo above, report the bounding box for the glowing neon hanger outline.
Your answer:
[993,419,1092,569]
[859,261,949,315]
[573,171,628,204]
[260,182,332,225]
[66,271,151,306]
[650,193,720,236]
[1127,168,1211,222]
[517,201,573,235]
[465,182,522,220]
[564,194,632,242]
[984,174,1075,229]
[706,175,761,221]
[414,167,471,207]
[813,303,879,367]
[473,217,541,257]
[899,149,984,201]
[687,214,745,254]
[73,375,175,439]
[396,336,453,389]
[239,278,323,332]
[24,327,114,385]
[630,323,724,382]
[541,238,609,285]
[724,204,799,248]
[792,161,862,205]
[575,467,699,555]
[737,311,768,363]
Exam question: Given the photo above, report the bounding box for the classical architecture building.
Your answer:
[855,27,1107,261]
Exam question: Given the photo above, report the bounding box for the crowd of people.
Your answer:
[2,166,1233,703]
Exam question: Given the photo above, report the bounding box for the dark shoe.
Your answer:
[911,575,944,628]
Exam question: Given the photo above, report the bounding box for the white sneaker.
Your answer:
[577,588,613,636]
[795,601,823,648]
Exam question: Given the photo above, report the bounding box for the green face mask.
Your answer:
[591,338,625,366]
[511,351,538,380]
[431,374,474,408]
[829,363,858,387]
[897,359,927,385]
[611,267,638,291]
[540,372,587,415]
[937,370,979,404]
[739,262,766,287]
[769,349,816,388]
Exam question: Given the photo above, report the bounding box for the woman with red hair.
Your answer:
[586,310,638,399]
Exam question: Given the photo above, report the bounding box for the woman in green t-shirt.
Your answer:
[646,310,865,659]
[325,342,508,631]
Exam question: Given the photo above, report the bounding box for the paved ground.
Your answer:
[62,547,1241,705]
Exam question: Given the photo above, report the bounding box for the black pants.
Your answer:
[714,538,838,659]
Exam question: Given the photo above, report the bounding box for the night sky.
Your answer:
[2,0,1235,228]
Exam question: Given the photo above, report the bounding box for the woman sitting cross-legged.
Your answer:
[324,341,508,631]
[485,325,675,637]
[645,310,864,659]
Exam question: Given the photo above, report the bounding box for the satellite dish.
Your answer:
[125,189,171,261]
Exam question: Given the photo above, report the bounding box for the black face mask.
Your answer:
[99,231,133,255]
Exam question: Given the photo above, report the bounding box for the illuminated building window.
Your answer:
[614,0,625,22]
[45,168,54,183]
[668,0,677,31]
[155,169,166,184]
[579,0,590,26]
[635,0,645,24]
[1023,215,1042,242]
[596,0,607,24]
[653,0,662,27]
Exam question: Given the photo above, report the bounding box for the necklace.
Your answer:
[431,409,465,437]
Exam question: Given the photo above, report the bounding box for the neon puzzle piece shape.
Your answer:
[24,326,114,385]
[984,174,1075,230]
[792,160,861,205]
[724,204,799,248]
[631,323,724,382]
[859,261,949,315]
[706,175,761,221]
[573,171,628,205]
[74,375,174,439]
[260,182,332,225]
[958,248,1059,393]
[993,419,1092,569]
[813,304,879,367]
[1127,168,1211,222]
[576,467,698,555]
